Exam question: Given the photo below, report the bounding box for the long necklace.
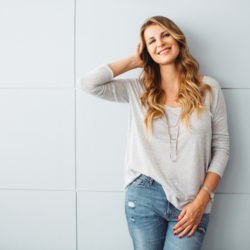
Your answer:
[164,110,181,162]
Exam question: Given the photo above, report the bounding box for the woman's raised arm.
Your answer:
[77,43,143,103]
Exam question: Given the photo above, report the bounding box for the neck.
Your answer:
[159,63,180,90]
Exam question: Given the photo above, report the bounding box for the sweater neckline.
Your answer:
[164,104,182,110]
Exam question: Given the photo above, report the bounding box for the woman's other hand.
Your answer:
[173,200,206,238]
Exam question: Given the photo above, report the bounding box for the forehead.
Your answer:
[144,24,168,40]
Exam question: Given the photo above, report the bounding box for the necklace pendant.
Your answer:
[170,140,177,162]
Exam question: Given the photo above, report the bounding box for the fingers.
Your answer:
[173,215,189,230]
[174,222,199,238]
[136,42,140,52]
[136,42,141,51]
[137,41,143,54]
[173,220,190,235]
[134,42,144,68]
[175,224,193,238]
[187,225,198,238]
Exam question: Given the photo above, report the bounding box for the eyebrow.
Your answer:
[147,31,167,41]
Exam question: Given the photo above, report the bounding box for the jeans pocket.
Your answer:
[131,174,154,188]
[196,213,210,234]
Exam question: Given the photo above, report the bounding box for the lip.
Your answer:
[158,47,171,54]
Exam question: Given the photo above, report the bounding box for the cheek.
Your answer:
[148,47,155,56]
[173,46,180,55]
[147,45,156,54]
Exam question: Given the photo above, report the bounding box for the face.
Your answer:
[144,24,180,65]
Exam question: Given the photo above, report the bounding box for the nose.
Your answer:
[156,38,165,47]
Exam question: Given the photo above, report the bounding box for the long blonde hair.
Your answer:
[137,16,213,137]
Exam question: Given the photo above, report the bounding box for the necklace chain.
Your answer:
[164,111,181,162]
[164,110,180,128]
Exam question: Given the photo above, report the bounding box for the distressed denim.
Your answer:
[125,174,210,250]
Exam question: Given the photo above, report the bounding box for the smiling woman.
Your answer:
[138,20,214,137]
[78,15,230,250]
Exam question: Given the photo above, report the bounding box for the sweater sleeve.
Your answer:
[207,79,230,178]
[77,63,132,103]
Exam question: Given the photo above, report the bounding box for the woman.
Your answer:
[78,15,230,250]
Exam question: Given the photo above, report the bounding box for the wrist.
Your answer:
[194,188,210,208]
[129,55,142,69]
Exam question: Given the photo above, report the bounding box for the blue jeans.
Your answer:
[125,174,210,250]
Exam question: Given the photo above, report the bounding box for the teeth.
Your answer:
[159,48,170,55]
[159,48,171,55]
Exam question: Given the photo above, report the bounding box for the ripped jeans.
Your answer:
[125,174,210,250]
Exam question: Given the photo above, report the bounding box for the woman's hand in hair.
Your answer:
[132,42,144,68]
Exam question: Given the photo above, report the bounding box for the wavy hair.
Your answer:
[137,16,213,137]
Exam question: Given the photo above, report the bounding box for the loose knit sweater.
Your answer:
[77,63,230,214]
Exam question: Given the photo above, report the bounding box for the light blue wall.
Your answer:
[0,0,249,249]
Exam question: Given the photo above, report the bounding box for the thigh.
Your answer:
[163,202,210,250]
[125,174,168,250]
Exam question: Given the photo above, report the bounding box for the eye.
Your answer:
[149,33,170,44]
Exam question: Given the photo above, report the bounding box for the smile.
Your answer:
[158,47,171,55]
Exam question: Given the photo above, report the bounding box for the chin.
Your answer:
[159,59,175,65]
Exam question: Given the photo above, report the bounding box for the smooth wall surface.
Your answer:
[0,0,249,249]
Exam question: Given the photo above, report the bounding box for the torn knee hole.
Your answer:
[128,201,136,208]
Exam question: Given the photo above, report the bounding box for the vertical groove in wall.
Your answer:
[74,0,78,250]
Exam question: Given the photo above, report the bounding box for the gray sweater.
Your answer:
[77,63,230,214]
